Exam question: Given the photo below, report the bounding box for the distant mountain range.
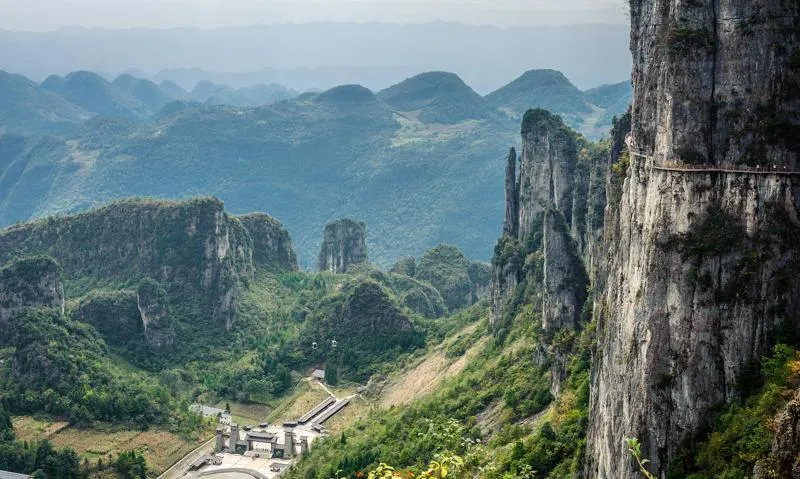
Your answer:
[0,69,307,135]
[0,68,631,266]
[0,23,631,93]
[0,68,631,137]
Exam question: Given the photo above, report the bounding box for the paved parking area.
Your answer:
[205,455,271,475]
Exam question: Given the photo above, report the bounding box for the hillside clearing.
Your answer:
[379,322,487,407]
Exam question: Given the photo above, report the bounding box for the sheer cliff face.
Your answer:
[318,219,368,273]
[238,213,299,273]
[0,198,257,330]
[632,0,799,166]
[587,1,800,477]
[518,112,576,239]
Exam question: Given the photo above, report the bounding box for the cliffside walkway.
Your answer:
[628,150,800,176]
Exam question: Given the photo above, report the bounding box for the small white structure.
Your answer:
[189,404,231,425]
[312,369,326,381]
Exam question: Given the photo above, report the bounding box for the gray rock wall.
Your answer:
[318,218,368,273]
[587,1,800,476]
[491,109,589,334]
[238,213,298,273]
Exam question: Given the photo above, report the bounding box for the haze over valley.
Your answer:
[0,64,632,267]
[0,2,798,479]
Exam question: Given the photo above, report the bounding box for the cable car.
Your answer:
[331,339,338,348]
[312,341,318,350]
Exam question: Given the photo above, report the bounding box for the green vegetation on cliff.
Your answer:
[290,305,593,479]
[0,197,487,430]
[2,307,178,426]
[668,345,800,479]
[415,245,475,312]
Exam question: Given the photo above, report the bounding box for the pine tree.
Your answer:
[0,401,14,441]
[325,365,338,386]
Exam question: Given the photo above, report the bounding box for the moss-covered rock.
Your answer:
[0,197,252,332]
[238,213,298,273]
[0,255,64,344]
[390,256,416,277]
[300,278,423,380]
[415,244,474,311]
[136,278,174,349]
[74,289,141,347]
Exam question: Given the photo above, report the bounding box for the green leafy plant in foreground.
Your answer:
[626,438,657,479]
[361,455,466,479]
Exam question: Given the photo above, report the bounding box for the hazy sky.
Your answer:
[0,0,628,31]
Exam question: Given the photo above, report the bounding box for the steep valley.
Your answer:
[0,1,798,478]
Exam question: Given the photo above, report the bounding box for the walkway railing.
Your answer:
[627,146,800,176]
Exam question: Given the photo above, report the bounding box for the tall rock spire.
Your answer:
[502,147,519,238]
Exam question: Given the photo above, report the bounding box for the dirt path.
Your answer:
[315,380,337,399]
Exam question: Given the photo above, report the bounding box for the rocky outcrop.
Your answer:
[0,255,65,343]
[541,210,588,332]
[630,0,799,168]
[74,289,142,346]
[518,109,578,238]
[136,278,174,348]
[588,169,800,478]
[489,109,595,398]
[491,109,589,334]
[503,147,519,237]
[318,218,368,273]
[755,388,800,479]
[238,213,298,273]
[354,267,447,319]
[0,197,253,331]
[587,1,800,477]
[467,261,491,305]
[74,278,175,349]
[302,278,423,375]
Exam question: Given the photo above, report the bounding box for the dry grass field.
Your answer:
[12,417,210,475]
[322,396,371,434]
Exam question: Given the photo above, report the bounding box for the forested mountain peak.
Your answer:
[377,71,493,124]
[314,84,378,104]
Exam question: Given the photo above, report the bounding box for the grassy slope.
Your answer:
[287,299,592,479]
